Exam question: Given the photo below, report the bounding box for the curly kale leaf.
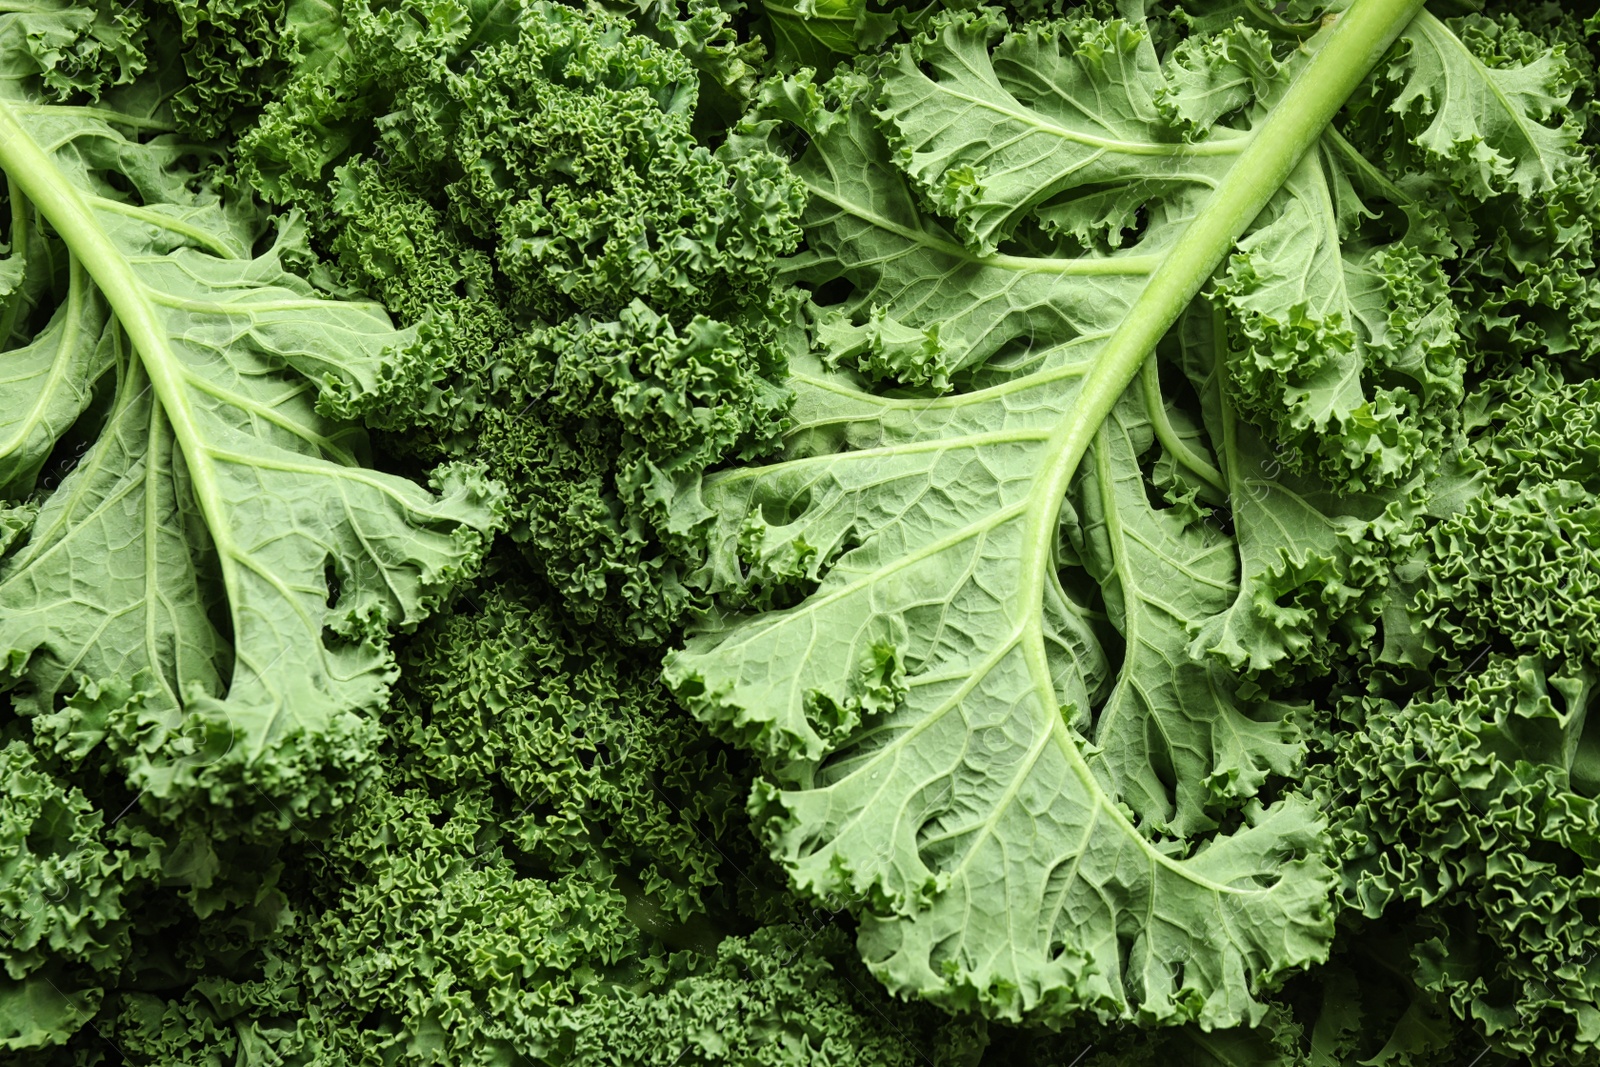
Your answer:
[239,0,804,325]
[0,741,123,1050]
[1383,10,1583,201]
[1319,655,1600,1066]
[664,3,1451,1027]
[233,0,801,641]
[0,9,502,836]
[1213,157,1464,490]
[764,0,868,70]
[1174,309,1428,687]
[604,0,770,126]
[1208,5,1597,489]
[1312,234,1600,1064]
[1340,8,1600,371]
[389,578,744,921]
[0,0,147,103]
[444,3,804,322]
[1417,481,1600,665]
[148,0,340,138]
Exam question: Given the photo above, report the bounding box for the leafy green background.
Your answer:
[2,0,1600,1064]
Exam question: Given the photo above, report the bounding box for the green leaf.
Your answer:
[1177,309,1428,682]
[0,25,502,831]
[775,64,1173,390]
[1214,145,1463,488]
[1385,10,1582,199]
[0,741,120,1049]
[669,2,1428,1025]
[882,12,1200,253]
[0,260,113,499]
[1078,394,1305,837]
[764,0,863,69]
[0,970,99,1050]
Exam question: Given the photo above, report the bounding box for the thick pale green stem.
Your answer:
[0,101,240,588]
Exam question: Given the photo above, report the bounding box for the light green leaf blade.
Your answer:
[0,262,112,497]
[1181,306,1427,682]
[1216,144,1463,488]
[669,0,1429,1027]
[784,86,1162,388]
[765,0,861,69]
[0,59,502,829]
[670,363,1333,1026]
[0,971,99,1051]
[1078,395,1303,837]
[1388,10,1581,199]
[880,11,1240,255]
